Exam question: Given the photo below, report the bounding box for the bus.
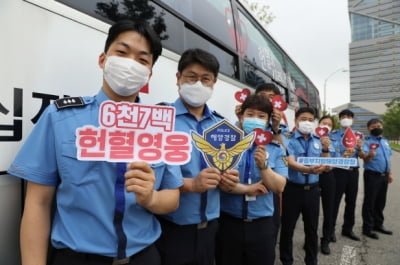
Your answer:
[0,0,321,263]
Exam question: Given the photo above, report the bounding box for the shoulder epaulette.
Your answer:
[364,135,371,140]
[54,97,85,110]
[212,110,225,119]
[283,131,293,139]
[331,129,338,134]
[271,139,281,146]
[156,101,173,106]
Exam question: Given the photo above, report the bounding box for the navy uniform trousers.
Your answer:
[319,170,336,242]
[279,182,320,265]
[332,167,359,234]
[156,217,218,265]
[362,170,389,233]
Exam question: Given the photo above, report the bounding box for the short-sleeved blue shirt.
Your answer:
[160,98,223,225]
[287,130,322,184]
[330,128,362,167]
[362,135,392,173]
[220,142,288,219]
[8,89,183,257]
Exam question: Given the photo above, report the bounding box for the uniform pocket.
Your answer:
[60,142,99,185]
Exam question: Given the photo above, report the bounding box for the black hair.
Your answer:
[295,107,316,119]
[177,48,220,78]
[338,109,354,118]
[319,115,335,128]
[104,20,162,65]
[367,118,383,127]
[255,83,281,96]
[239,94,273,118]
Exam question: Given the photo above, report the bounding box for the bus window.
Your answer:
[237,10,287,87]
[56,0,185,53]
[185,29,237,78]
[160,0,236,51]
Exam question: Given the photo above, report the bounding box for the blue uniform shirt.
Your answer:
[362,135,392,173]
[160,98,223,225]
[220,142,288,219]
[287,130,322,184]
[8,89,183,257]
[330,128,361,167]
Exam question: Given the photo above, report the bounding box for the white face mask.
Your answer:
[340,118,353,128]
[104,56,150,97]
[179,81,213,107]
[298,121,315,135]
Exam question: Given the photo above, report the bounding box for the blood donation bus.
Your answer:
[0,0,321,263]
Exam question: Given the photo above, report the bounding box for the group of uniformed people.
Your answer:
[8,19,393,265]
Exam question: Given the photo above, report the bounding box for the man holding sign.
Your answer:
[359,119,393,239]
[330,109,364,242]
[279,107,330,265]
[155,48,240,265]
[8,20,181,265]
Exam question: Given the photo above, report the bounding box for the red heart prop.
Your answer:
[342,128,357,148]
[315,126,329,137]
[355,132,363,140]
[271,95,288,111]
[234,88,250,103]
[370,143,379,150]
[253,128,273,146]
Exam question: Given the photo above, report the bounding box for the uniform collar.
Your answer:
[294,129,315,140]
[96,88,141,104]
[174,98,212,119]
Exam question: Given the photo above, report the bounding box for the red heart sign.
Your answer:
[253,128,273,146]
[315,126,329,137]
[341,128,357,148]
[271,95,288,111]
[355,132,363,140]
[234,88,250,103]
[370,143,379,150]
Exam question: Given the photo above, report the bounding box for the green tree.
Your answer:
[239,0,275,27]
[382,97,400,138]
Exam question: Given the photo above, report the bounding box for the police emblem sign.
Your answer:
[191,120,254,171]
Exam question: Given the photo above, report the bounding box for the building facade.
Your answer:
[346,0,400,131]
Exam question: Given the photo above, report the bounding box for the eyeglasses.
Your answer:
[182,74,214,86]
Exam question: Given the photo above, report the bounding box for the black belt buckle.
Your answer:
[197,221,208,229]
[304,185,311,190]
[243,218,253,222]
[113,257,130,265]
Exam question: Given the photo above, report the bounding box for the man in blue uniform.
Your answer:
[8,20,182,265]
[279,107,330,265]
[216,94,287,265]
[331,109,363,241]
[359,118,393,239]
[155,48,239,265]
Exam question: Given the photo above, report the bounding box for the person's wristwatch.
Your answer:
[258,160,269,170]
[272,128,282,135]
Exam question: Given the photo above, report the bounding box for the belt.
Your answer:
[365,169,388,177]
[335,167,358,171]
[57,244,153,265]
[158,217,216,230]
[220,212,271,223]
[287,181,319,190]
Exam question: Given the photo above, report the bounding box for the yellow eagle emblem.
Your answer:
[191,131,255,171]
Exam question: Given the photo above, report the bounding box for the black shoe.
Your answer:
[330,234,337,243]
[320,241,331,255]
[363,231,379,239]
[373,226,393,235]
[342,231,361,241]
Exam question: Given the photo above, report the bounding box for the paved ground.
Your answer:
[274,150,400,265]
